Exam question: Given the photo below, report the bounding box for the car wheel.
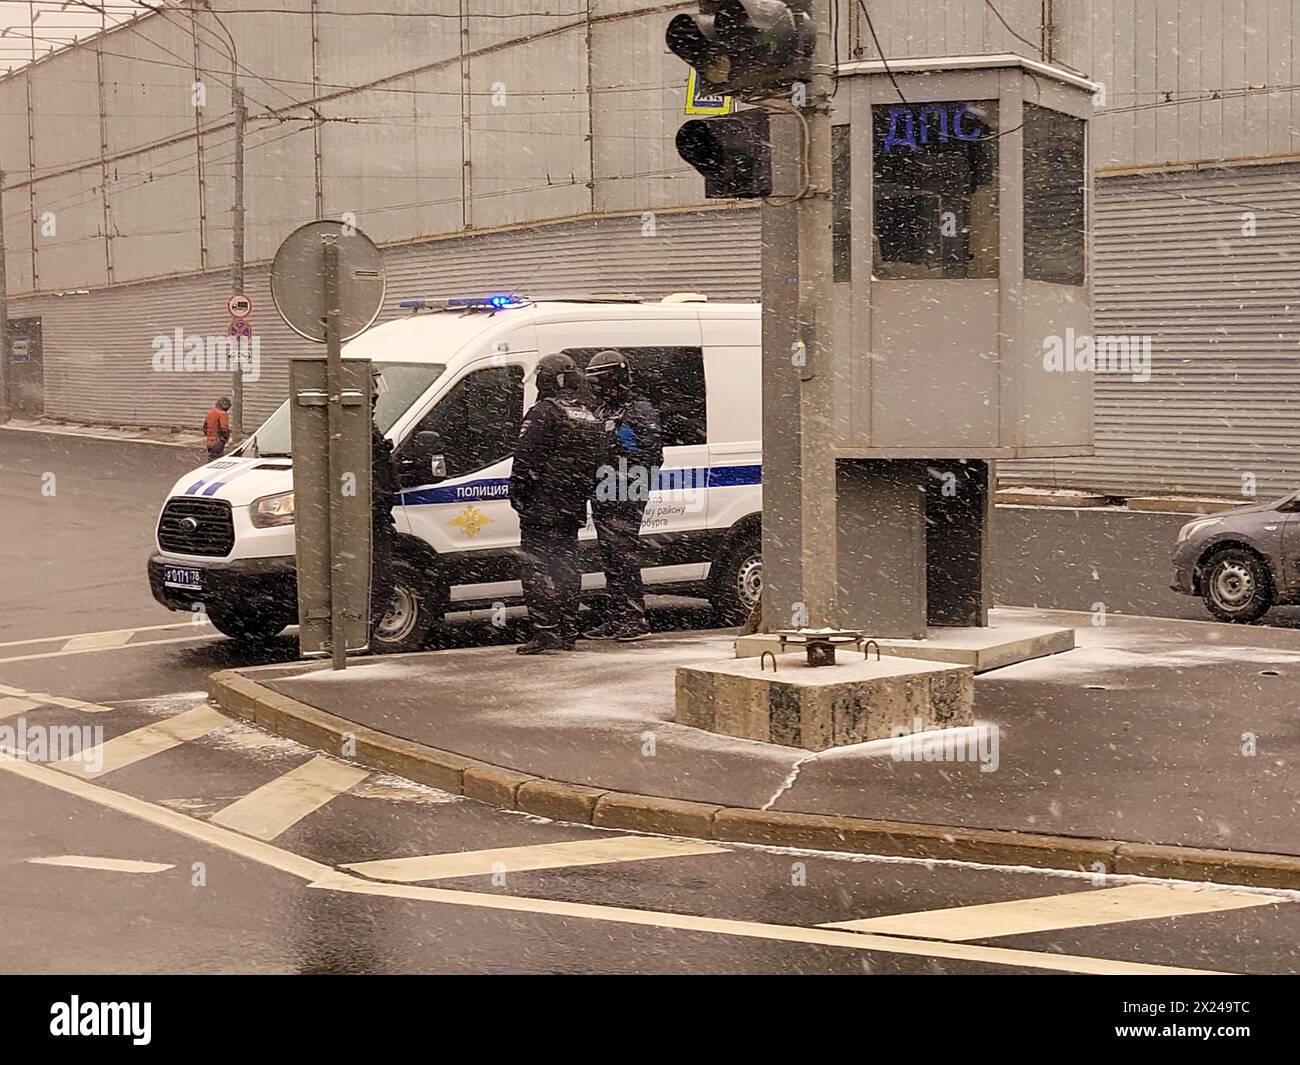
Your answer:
[710,534,762,626]
[208,608,291,642]
[371,557,443,653]
[1200,546,1275,623]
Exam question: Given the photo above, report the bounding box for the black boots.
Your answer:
[516,627,572,655]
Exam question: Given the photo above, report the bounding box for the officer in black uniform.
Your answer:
[369,368,402,644]
[584,349,663,642]
[509,353,605,654]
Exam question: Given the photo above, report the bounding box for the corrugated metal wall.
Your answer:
[1004,162,1300,498]
[6,206,762,427]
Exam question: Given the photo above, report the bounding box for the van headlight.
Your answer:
[250,490,296,528]
[1177,517,1222,543]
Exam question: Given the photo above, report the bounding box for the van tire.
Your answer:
[208,608,290,642]
[371,556,444,653]
[710,533,763,627]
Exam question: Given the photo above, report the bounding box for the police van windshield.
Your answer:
[241,363,446,458]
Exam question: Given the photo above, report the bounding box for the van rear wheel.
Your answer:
[711,535,762,627]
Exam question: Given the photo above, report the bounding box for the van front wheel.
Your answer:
[371,557,443,653]
[710,535,763,627]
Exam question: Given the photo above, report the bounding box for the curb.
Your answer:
[0,421,204,448]
[207,668,1300,891]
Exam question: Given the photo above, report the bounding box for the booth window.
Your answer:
[872,100,999,280]
[1024,103,1085,286]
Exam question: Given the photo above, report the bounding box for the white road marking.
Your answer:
[0,634,222,665]
[27,855,174,874]
[59,630,135,653]
[0,683,112,714]
[55,704,229,779]
[210,756,370,840]
[823,882,1281,941]
[0,621,200,651]
[345,836,724,882]
[0,753,1228,975]
[0,696,40,719]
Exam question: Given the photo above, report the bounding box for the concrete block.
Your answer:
[675,653,974,752]
[1126,496,1238,515]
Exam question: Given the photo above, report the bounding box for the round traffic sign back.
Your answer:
[269,221,386,344]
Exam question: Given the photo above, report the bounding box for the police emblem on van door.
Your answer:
[450,504,492,539]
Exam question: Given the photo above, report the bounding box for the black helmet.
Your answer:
[534,353,579,397]
[216,396,232,411]
[585,349,630,397]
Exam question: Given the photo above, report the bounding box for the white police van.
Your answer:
[147,295,763,651]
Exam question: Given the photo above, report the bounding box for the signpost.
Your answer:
[270,220,386,669]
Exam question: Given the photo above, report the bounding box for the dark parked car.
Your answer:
[1170,491,1300,622]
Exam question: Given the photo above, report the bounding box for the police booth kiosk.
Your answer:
[761,55,1097,639]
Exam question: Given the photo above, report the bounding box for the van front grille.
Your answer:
[157,497,235,557]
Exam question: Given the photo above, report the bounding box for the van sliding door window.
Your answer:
[403,365,524,480]
[565,346,706,447]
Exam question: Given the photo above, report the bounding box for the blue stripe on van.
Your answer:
[401,478,512,506]
[707,464,761,488]
[399,463,762,507]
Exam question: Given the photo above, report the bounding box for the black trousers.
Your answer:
[593,498,649,624]
[518,515,581,634]
[369,517,396,632]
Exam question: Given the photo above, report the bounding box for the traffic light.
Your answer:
[666,1,815,98]
[675,109,772,199]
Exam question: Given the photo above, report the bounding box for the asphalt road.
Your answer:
[2,428,1297,976]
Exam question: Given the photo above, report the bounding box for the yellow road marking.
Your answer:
[210,756,370,840]
[0,634,223,665]
[0,683,111,714]
[0,621,201,650]
[0,752,1229,975]
[313,874,1225,976]
[345,836,724,882]
[0,696,41,719]
[55,705,228,779]
[27,855,174,874]
[60,631,134,653]
[823,882,1281,941]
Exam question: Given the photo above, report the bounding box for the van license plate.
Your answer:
[163,567,202,591]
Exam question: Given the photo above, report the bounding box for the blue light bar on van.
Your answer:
[398,299,428,311]
[446,294,525,310]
